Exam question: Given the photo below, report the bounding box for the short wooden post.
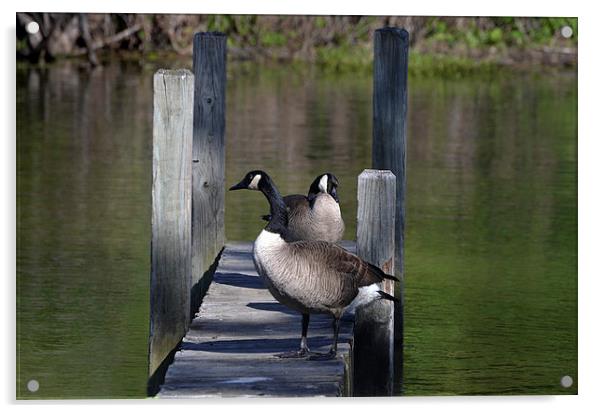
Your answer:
[372,27,409,381]
[191,32,227,300]
[354,169,396,396]
[149,69,194,378]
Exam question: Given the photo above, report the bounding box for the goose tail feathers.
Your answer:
[382,272,399,282]
[377,290,400,303]
[366,262,399,282]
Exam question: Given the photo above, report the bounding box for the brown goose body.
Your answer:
[262,173,345,243]
[231,170,398,359]
[253,230,392,318]
[283,193,345,243]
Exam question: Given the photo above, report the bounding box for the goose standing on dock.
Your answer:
[261,173,345,243]
[230,170,399,360]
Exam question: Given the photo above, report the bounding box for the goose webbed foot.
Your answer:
[275,314,313,358]
[307,349,337,361]
[275,347,311,359]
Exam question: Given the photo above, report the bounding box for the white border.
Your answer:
[3,1,600,412]
[4,0,583,16]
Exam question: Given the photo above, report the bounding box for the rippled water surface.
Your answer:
[17,61,577,398]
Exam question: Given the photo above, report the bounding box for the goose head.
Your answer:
[308,173,340,203]
[229,170,269,191]
[230,170,289,236]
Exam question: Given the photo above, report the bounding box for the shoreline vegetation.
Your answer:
[17,14,577,76]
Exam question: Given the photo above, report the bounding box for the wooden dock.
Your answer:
[158,241,357,397]
[149,28,408,397]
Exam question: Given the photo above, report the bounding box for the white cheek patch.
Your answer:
[249,174,262,190]
[318,174,329,193]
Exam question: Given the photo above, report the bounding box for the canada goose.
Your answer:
[230,170,399,360]
[261,173,345,243]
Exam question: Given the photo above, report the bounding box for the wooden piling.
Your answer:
[354,169,396,396]
[149,69,194,379]
[191,32,227,301]
[372,27,409,386]
[372,27,408,281]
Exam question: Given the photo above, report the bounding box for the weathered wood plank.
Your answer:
[372,28,408,281]
[158,242,354,398]
[191,32,227,292]
[160,381,343,398]
[149,69,194,378]
[354,169,396,396]
[372,27,408,384]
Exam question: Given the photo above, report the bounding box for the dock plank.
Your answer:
[158,242,355,398]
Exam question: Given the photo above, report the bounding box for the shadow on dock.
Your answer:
[215,273,265,289]
[181,337,336,354]
[247,302,297,314]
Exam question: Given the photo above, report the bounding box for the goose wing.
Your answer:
[287,241,397,308]
[327,244,397,287]
[290,241,397,287]
[284,194,310,218]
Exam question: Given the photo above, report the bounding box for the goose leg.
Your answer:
[308,316,340,361]
[276,314,311,358]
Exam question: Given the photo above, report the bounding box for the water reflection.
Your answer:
[17,63,152,398]
[225,65,372,241]
[17,61,577,398]
[404,73,577,395]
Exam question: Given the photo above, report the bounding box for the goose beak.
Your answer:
[229,180,247,191]
[331,187,339,203]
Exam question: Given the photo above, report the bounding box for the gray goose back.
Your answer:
[285,193,345,243]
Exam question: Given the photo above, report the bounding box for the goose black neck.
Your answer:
[260,176,289,236]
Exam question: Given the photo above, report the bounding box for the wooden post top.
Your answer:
[375,27,409,41]
[154,68,193,78]
[359,169,396,179]
[194,31,227,38]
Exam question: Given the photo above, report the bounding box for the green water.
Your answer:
[16,61,577,398]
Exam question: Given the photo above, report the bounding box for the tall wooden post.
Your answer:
[191,32,227,310]
[354,169,396,396]
[149,69,194,378]
[372,27,409,386]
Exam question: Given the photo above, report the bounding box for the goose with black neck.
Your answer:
[230,170,399,360]
[260,173,345,243]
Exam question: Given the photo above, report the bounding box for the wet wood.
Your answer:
[149,69,194,378]
[158,242,355,398]
[354,169,396,396]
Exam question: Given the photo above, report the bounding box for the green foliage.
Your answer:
[511,29,525,46]
[260,31,287,47]
[409,53,503,79]
[423,16,577,50]
[315,44,372,74]
[464,30,480,48]
[431,21,456,44]
[17,14,577,71]
[207,15,235,33]
[235,15,256,37]
[487,27,503,45]
[315,16,327,29]
[17,38,28,52]
[146,51,158,61]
